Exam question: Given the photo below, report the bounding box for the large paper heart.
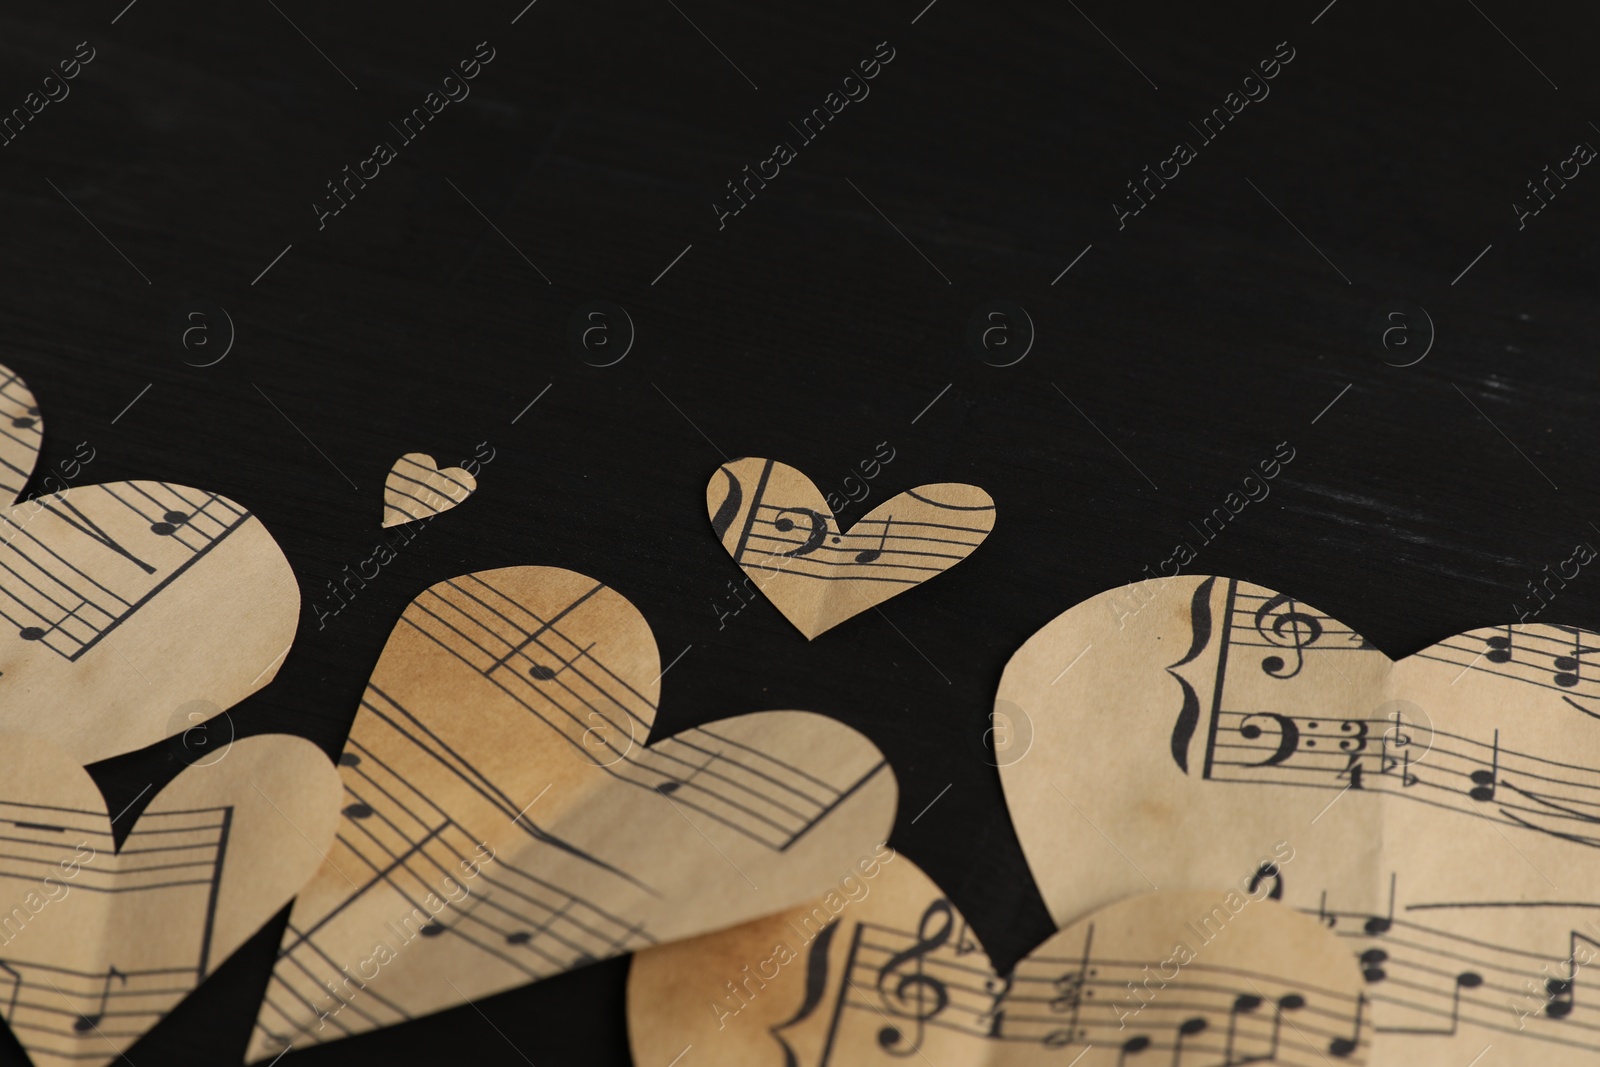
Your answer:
[1000,574,1600,1065]
[0,362,43,507]
[381,453,476,528]
[0,481,299,763]
[0,733,340,1067]
[707,457,995,639]
[629,852,1369,1065]
[245,565,897,1059]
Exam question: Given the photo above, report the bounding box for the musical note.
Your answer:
[1554,626,1595,689]
[1469,730,1499,802]
[1117,1035,1152,1065]
[874,900,954,1057]
[1545,931,1600,1018]
[1328,994,1363,1057]
[526,641,594,682]
[854,517,893,564]
[1171,1015,1208,1065]
[1222,993,1264,1065]
[1486,624,1515,663]
[1366,874,1396,935]
[72,966,126,1032]
[1044,923,1095,1045]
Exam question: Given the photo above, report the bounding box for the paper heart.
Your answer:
[246,565,897,1060]
[0,733,340,1067]
[382,453,475,528]
[0,480,299,763]
[628,852,1369,1065]
[707,458,995,639]
[0,363,43,507]
[999,574,1600,1065]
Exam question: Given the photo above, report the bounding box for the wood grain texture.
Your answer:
[0,0,1596,1063]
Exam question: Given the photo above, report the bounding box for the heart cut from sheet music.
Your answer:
[628,852,1370,1066]
[382,453,476,528]
[0,733,340,1067]
[707,457,996,639]
[0,480,299,763]
[999,574,1600,1065]
[245,565,897,1060]
[0,362,43,507]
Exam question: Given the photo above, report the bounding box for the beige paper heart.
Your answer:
[707,458,995,639]
[0,363,43,507]
[0,480,299,763]
[246,565,897,1060]
[0,733,340,1067]
[628,853,1369,1065]
[382,453,475,528]
[1000,574,1600,1065]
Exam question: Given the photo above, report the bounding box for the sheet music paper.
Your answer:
[381,453,476,528]
[0,733,340,1067]
[707,458,995,639]
[999,574,1600,1065]
[628,853,1368,1065]
[0,480,299,763]
[0,363,42,507]
[245,565,897,1060]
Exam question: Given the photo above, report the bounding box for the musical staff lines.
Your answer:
[256,732,653,1048]
[1418,624,1600,712]
[0,803,232,1063]
[819,904,1367,1065]
[739,506,990,585]
[254,566,896,1057]
[0,482,251,661]
[1305,887,1600,1054]
[0,367,41,504]
[1184,578,1600,849]
[398,572,887,851]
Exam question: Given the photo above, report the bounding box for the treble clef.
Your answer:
[876,899,954,1057]
[1254,593,1324,679]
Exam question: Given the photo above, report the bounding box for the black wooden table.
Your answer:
[1,0,1596,1063]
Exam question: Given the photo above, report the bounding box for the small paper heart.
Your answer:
[706,457,995,639]
[0,733,341,1067]
[0,362,43,507]
[382,453,476,528]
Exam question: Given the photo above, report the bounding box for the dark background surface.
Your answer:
[2,0,1598,1063]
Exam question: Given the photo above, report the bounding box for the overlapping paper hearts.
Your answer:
[0,362,42,507]
[246,565,897,1060]
[381,453,476,528]
[997,574,1600,1065]
[629,853,1367,1066]
[0,480,299,763]
[707,458,995,638]
[0,733,340,1067]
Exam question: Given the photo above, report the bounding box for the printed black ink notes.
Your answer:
[0,733,340,1067]
[0,480,298,762]
[381,451,478,528]
[707,457,995,639]
[997,574,1600,1065]
[0,362,42,506]
[629,856,1368,1066]
[246,565,897,1060]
